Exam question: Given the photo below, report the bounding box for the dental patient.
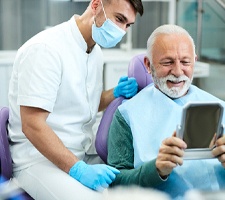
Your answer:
[107,24,225,200]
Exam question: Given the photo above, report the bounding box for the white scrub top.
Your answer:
[8,16,104,171]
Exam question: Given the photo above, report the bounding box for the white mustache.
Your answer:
[153,73,192,98]
[166,75,189,83]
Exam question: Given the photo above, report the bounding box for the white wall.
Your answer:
[199,64,225,101]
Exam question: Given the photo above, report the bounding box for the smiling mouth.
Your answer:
[167,80,185,87]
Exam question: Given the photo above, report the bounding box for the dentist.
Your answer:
[8,0,143,199]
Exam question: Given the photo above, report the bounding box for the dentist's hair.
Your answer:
[103,0,144,16]
[146,24,196,63]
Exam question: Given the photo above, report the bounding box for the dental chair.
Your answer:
[0,106,33,200]
[95,54,153,163]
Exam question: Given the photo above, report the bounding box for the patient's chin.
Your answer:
[163,86,188,99]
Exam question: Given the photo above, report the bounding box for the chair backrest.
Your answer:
[0,106,12,181]
[0,107,34,200]
[95,54,153,163]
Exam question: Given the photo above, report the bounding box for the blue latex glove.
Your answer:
[69,161,120,191]
[113,76,138,98]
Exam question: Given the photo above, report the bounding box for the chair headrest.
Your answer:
[128,53,153,91]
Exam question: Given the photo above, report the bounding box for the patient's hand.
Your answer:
[209,133,217,148]
[156,131,187,178]
[212,136,225,168]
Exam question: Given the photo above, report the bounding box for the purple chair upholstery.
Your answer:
[0,107,12,181]
[95,54,153,163]
[128,53,153,92]
[95,97,125,163]
[0,106,33,200]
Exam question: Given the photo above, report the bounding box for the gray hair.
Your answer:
[146,24,196,63]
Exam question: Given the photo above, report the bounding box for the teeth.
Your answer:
[170,80,182,83]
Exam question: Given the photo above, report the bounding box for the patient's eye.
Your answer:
[160,61,174,66]
[181,61,191,66]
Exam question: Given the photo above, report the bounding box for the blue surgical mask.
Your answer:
[92,1,126,48]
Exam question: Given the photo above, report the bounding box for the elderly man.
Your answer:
[107,24,225,200]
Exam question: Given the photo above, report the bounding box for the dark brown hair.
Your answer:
[104,0,144,16]
[128,0,144,16]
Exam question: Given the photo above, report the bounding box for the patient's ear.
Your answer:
[195,55,198,61]
[144,56,151,74]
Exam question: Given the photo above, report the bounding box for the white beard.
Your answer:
[153,74,193,98]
